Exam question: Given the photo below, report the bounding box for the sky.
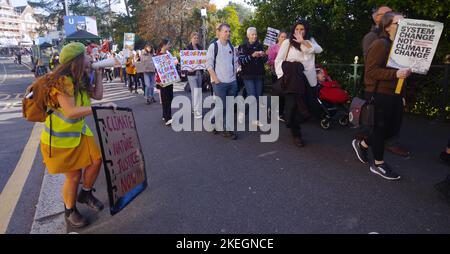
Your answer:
[11,0,254,10]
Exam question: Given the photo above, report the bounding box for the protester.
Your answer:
[238,27,268,127]
[118,51,126,84]
[112,52,121,80]
[37,42,111,228]
[35,59,48,78]
[49,53,60,71]
[126,52,138,93]
[206,23,238,140]
[352,12,412,181]
[141,43,157,104]
[185,32,204,118]
[267,31,287,121]
[275,20,322,147]
[361,5,410,157]
[136,50,146,93]
[104,53,114,83]
[156,39,175,126]
[362,6,392,58]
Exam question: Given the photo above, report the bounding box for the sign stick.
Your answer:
[395,79,404,94]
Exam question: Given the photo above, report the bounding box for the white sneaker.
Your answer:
[252,120,264,127]
[194,111,202,119]
[238,112,245,124]
[165,119,173,126]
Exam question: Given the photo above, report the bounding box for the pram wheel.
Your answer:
[320,118,331,130]
[338,115,349,126]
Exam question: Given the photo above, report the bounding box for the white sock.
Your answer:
[82,187,91,192]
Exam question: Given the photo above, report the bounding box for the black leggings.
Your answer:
[128,74,137,92]
[363,92,403,161]
[160,85,173,121]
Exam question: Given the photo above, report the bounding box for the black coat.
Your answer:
[237,41,267,80]
[281,61,307,95]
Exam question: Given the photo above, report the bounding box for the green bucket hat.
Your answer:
[59,42,86,64]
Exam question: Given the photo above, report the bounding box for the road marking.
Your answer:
[0,62,6,84]
[0,122,43,234]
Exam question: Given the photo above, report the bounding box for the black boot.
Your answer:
[77,188,104,212]
[65,205,89,228]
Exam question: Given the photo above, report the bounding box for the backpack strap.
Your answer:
[213,40,235,72]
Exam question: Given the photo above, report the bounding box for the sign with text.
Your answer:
[152,53,180,86]
[92,106,147,215]
[387,18,443,75]
[180,50,207,71]
[263,27,280,47]
[64,16,98,36]
[124,33,135,51]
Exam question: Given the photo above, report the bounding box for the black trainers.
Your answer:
[77,189,104,212]
[65,206,89,228]
[352,139,369,164]
[369,163,401,180]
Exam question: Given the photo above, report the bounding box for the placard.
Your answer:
[124,33,135,51]
[180,50,207,71]
[387,18,443,75]
[92,106,147,215]
[152,53,181,85]
[263,27,280,47]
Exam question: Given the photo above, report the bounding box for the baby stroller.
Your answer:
[315,67,350,130]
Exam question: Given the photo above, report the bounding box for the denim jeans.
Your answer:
[243,79,263,121]
[213,81,238,131]
[187,71,203,113]
[144,72,156,98]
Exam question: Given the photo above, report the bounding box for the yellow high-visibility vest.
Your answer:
[41,77,93,149]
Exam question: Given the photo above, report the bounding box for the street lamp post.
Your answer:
[64,0,69,16]
[201,8,207,48]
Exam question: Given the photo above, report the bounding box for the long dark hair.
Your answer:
[158,38,171,54]
[289,20,311,51]
[378,11,403,39]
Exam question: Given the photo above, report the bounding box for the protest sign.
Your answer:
[152,53,180,86]
[92,106,147,215]
[263,27,280,47]
[124,33,135,51]
[180,50,207,71]
[387,18,443,75]
[387,18,443,93]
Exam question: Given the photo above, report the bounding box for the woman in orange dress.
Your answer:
[39,42,113,228]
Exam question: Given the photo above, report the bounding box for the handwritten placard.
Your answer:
[92,106,147,215]
[180,50,207,71]
[152,53,181,86]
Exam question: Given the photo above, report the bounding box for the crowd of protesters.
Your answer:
[29,5,449,229]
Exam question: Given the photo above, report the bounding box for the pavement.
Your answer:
[1,57,450,234]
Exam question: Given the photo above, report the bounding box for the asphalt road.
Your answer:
[2,60,450,233]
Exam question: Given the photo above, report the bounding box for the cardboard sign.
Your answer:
[387,18,444,75]
[263,27,280,47]
[64,16,98,36]
[135,62,145,73]
[92,106,147,215]
[152,53,181,86]
[180,50,207,71]
[124,33,135,51]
